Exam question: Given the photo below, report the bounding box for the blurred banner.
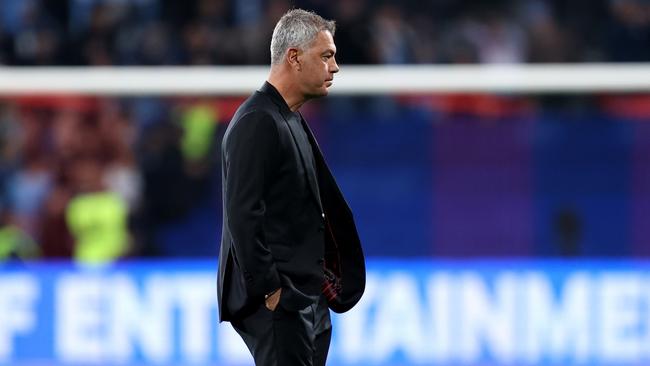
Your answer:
[1,259,649,366]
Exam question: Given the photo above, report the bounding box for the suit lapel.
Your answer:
[258,81,323,212]
[283,113,323,212]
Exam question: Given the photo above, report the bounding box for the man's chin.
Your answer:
[306,89,329,99]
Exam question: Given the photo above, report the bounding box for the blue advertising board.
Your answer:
[0,260,649,365]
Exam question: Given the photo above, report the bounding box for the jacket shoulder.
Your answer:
[224,92,281,145]
[230,91,279,124]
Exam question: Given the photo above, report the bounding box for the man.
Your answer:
[217,8,366,366]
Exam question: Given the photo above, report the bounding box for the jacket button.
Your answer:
[318,225,325,232]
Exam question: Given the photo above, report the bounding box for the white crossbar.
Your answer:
[0,64,649,95]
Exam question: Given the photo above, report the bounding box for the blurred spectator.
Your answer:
[0,23,15,64]
[10,0,64,65]
[131,22,182,65]
[65,156,131,264]
[98,101,142,210]
[5,109,53,239]
[51,108,85,160]
[69,2,127,65]
[6,152,52,238]
[332,0,374,64]
[179,104,218,164]
[135,100,222,257]
[459,10,527,64]
[237,0,292,65]
[606,0,650,62]
[39,183,74,258]
[520,0,576,63]
[0,209,40,261]
[439,30,480,64]
[0,105,20,209]
[0,0,646,66]
[182,20,220,65]
[367,3,417,64]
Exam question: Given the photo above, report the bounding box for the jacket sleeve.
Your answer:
[222,110,281,300]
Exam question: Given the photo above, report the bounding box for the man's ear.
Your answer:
[287,48,301,71]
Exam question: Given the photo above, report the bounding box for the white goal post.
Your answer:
[0,64,649,95]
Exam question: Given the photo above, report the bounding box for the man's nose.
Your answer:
[330,58,339,73]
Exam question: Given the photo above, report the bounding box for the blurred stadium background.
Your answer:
[1,0,650,365]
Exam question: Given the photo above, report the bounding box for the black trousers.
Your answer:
[231,295,332,366]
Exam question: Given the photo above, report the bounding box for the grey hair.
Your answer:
[270,9,336,65]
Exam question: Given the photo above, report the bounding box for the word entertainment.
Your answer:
[0,260,648,366]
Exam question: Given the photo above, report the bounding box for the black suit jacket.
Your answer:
[218,82,365,321]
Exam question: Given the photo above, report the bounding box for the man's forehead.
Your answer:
[315,30,336,52]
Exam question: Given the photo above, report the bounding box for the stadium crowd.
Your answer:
[0,0,648,66]
[0,96,231,262]
[0,0,649,263]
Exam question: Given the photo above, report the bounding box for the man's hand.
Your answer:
[265,288,281,311]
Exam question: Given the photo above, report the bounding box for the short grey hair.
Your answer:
[270,9,336,65]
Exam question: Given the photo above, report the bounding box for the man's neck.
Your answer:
[267,68,306,112]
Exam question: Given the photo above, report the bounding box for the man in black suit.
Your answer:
[217,8,366,366]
